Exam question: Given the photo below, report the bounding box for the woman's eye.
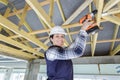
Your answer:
[55,36,59,38]
[61,36,64,38]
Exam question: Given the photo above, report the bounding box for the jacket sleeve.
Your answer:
[46,30,88,61]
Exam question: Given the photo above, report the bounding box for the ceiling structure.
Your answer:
[0,0,120,61]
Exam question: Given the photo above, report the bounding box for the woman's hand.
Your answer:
[81,19,94,30]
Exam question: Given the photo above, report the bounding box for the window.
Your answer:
[0,73,5,80]
[10,73,25,80]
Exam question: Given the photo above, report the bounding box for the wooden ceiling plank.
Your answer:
[103,15,120,25]
[110,25,119,53]
[0,0,8,5]
[0,34,44,57]
[103,0,120,12]
[0,44,37,59]
[0,15,48,50]
[110,45,120,56]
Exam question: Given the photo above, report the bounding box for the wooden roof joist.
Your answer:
[103,0,120,12]
[102,8,120,16]
[0,34,44,57]
[62,0,93,43]
[0,15,48,50]
[25,0,69,46]
[0,0,8,5]
[102,15,120,25]
[8,0,54,17]
[25,0,54,29]
[8,20,109,39]
[110,44,120,56]
[0,44,37,60]
[91,0,104,56]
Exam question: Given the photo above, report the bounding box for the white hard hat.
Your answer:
[49,26,67,36]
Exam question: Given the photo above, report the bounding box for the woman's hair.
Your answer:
[49,35,54,44]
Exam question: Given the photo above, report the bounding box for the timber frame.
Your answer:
[0,0,120,60]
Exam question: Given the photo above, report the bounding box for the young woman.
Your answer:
[45,19,94,80]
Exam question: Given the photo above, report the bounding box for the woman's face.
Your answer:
[50,34,65,47]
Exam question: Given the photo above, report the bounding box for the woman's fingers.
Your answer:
[82,19,94,30]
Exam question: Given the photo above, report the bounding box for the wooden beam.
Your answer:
[103,0,120,12]
[37,0,54,51]
[110,25,119,53]
[8,19,108,39]
[33,37,120,45]
[25,0,69,46]
[88,3,93,56]
[102,7,120,16]
[0,34,44,57]
[19,4,32,32]
[93,0,97,8]
[63,0,93,25]
[49,0,54,21]
[56,0,72,43]
[0,25,2,31]
[115,13,120,18]
[110,45,120,56]
[8,0,53,17]
[0,0,8,5]
[62,0,93,43]
[91,0,104,56]
[2,7,15,36]
[4,7,11,17]
[56,0,65,21]
[8,23,81,39]
[7,2,34,48]
[11,3,38,47]
[35,38,120,51]
[118,2,120,8]
[91,33,98,56]
[102,15,120,25]
[0,44,37,60]
[10,3,33,32]
[0,15,48,50]
[96,39,120,44]
[25,0,54,29]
